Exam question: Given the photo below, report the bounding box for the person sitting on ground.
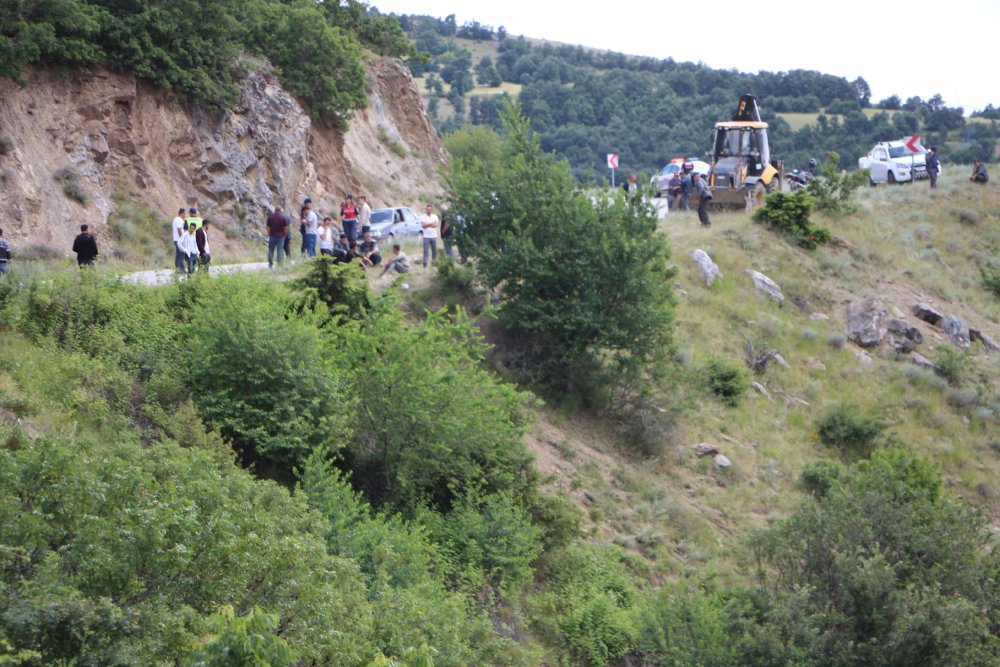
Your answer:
[971,160,989,184]
[333,233,351,263]
[380,244,410,277]
[358,231,381,269]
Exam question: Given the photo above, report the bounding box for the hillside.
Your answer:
[0,59,445,262]
[516,180,1000,578]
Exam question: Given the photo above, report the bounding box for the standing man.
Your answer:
[72,224,99,267]
[196,219,211,272]
[926,147,940,188]
[666,173,683,211]
[178,223,198,274]
[622,172,639,199]
[171,207,188,273]
[440,203,455,259]
[420,203,440,267]
[680,164,693,212]
[692,172,713,227]
[187,207,203,231]
[341,194,359,245]
[302,198,318,258]
[266,206,289,268]
[357,195,372,236]
[0,228,11,276]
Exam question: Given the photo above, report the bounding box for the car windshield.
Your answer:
[888,146,921,159]
[371,210,393,223]
[659,164,681,177]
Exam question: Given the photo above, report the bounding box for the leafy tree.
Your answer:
[185,606,294,667]
[753,190,831,249]
[344,305,536,512]
[852,76,871,106]
[183,275,348,469]
[748,447,1000,666]
[804,151,869,215]
[446,102,675,401]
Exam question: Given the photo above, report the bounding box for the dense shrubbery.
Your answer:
[702,357,749,407]
[804,151,870,215]
[0,0,408,123]
[0,260,997,664]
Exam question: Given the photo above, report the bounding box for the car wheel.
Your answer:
[887,171,896,185]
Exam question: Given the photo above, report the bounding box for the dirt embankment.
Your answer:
[0,59,446,256]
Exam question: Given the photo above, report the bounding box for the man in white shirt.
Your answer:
[357,195,372,235]
[420,203,439,267]
[171,207,187,273]
[177,223,199,274]
[302,198,319,258]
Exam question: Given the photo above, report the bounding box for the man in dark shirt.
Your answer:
[926,147,940,188]
[333,233,351,263]
[266,207,289,267]
[358,231,381,269]
[971,160,989,184]
[72,224,98,267]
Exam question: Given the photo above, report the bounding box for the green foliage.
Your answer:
[799,459,844,497]
[815,403,887,459]
[185,606,294,667]
[183,275,348,469]
[433,257,477,299]
[804,151,870,215]
[748,447,1000,666]
[0,138,13,155]
[529,545,643,666]
[702,357,749,407]
[980,265,1000,300]
[752,189,831,249]
[420,489,543,594]
[0,434,373,664]
[302,454,525,666]
[1,0,374,122]
[632,580,740,667]
[52,167,86,204]
[346,305,536,511]
[446,102,675,402]
[934,346,971,386]
[244,1,366,124]
[291,257,373,324]
[443,124,505,171]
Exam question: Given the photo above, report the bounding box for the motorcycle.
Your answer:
[786,158,818,192]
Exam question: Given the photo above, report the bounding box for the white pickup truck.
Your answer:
[858,139,937,185]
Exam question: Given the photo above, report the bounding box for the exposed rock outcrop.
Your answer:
[845,297,889,348]
[0,60,446,255]
[745,269,784,306]
[691,249,722,287]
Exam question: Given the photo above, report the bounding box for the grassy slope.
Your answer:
[524,177,1000,582]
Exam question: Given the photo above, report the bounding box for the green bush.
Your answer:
[632,581,739,667]
[804,151,870,216]
[703,357,749,407]
[799,459,844,497]
[815,403,887,459]
[748,447,1000,666]
[934,346,971,386]
[752,189,831,249]
[0,137,13,155]
[434,257,477,299]
[183,275,348,469]
[980,266,1000,300]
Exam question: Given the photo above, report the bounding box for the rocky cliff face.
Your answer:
[0,59,446,255]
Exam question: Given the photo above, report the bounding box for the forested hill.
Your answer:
[398,13,997,179]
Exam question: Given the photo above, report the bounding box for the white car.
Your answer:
[858,140,936,185]
[650,158,711,196]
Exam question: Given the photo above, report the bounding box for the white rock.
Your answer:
[745,269,784,306]
[691,249,723,287]
[714,454,733,469]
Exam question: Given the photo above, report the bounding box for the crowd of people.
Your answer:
[169,207,212,274]
[263,196,450,277]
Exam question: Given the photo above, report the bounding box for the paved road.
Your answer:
[122,262,270,286]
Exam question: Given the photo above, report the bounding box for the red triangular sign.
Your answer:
[905,135,920,152]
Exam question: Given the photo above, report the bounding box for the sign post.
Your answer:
[607,153,619,188]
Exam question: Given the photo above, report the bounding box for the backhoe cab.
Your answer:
[707,95,782,210]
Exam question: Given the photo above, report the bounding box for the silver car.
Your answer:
[368,206,423,244]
